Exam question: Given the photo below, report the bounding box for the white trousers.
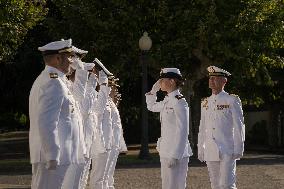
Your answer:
[206,154,237,189]
[105,148,119,189]
[61,163,85,189]
[31,163,68,189]
[79,158,92,189]
[89,150,111,189]
[160,157,189,189]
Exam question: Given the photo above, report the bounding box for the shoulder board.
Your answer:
[175,95,184,100]
[201,97,208,102]
[230,94,239,97]
[49,73,58,79]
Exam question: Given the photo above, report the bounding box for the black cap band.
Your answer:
[42,47,72,56]
[159,72,183,80]
[209,72,229,77]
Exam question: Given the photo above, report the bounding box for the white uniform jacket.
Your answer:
[110,100,123,150]
[79,73,98,158]
[146,89,192,160]
[71,70,95,158]
[96,98,113,150]
[198,91,245,161]
[119,132,128,153]
[91,85,111,155]
[29,66,85,165]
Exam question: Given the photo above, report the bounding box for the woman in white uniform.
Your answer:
[145,68,192,189]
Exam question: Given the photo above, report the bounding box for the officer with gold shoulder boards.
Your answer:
[197,66,245,189]
[29,39,86,189]
[145,68,193,189]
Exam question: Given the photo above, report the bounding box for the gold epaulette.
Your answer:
[49,73,58,78]
[201,97,208,109]
[230,94,239,97]
[201,97,208,102]
[175,95,184,100]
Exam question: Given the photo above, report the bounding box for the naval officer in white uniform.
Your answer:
[89,61,113,189]
[105,78,126,189]
[198,66,245,189]
[145,68,192,189]
[29,39,86,189]
[63,46,90,189]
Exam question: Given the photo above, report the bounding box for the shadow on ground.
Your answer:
[0,132,284,174]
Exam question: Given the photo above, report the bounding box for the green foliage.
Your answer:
[0,0,283,143]
[226,0,284,106]
[0,0,47,63]
[45,0,283,96]
[0,112,28,132]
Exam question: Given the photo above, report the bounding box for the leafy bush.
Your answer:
[0,112,28,133]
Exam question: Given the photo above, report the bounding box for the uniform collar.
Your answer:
[44,65,65,78]
[211,90,227,98]
[167,89,180,98]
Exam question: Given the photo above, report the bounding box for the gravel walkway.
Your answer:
[0,153,283,189]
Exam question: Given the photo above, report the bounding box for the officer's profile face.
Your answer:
[110,86,116,100]
[57,52,75,74]
[209,76,227,91]
[92,66,99,76]
[160,78,176,92]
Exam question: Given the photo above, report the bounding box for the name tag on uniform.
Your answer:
[217,104,229,110]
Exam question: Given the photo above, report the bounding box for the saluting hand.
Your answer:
[70,57,84,70]
[150,79,161,94]
[98,70,108,85]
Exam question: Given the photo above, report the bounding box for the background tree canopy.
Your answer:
[0,0,47,62]
[0,0,283,145]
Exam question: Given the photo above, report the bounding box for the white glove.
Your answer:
[98,70,108,85]
[45,160,57,170]
[167,158,178,168]
[150,80,161,94]
[70,57,84,70]
[198,152,205,162]
[88,73,98,88]
[232,153,242,160]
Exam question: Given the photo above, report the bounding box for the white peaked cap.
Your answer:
[84,63,95,71]
[207,66,231,77]
[160,68,183,80]
[94,58,113,76]
[38,39,73,55]
[72,46,88,55]
[160,68,181,75]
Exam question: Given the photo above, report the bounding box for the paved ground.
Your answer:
[0,153,283,189]
[0,133,283,188]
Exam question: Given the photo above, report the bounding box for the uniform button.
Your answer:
[213,128,215,130]
[213,137,215,140]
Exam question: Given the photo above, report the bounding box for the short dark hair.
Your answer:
[173,78,184,88]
